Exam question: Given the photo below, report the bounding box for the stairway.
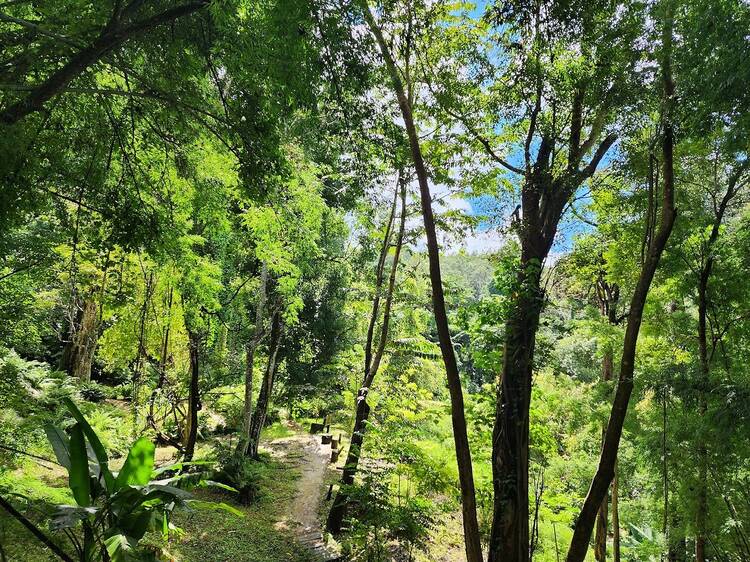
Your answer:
[296,527,342,561]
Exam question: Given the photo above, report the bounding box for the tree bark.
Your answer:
[359,5,483,560]
[183,328,201,462]
[612,463,620,562]
[595,283,619,562]
[488,81,617,562]
[691,136,748,562]
[667,512,685,562]
[245,311,283,458]
[68,297,99,382]
[695,266,708,562]
[566,3,677,558]
[238,262,268,454]
[146,294,182,449]
[490,257,543,562]
[327,175,406,533]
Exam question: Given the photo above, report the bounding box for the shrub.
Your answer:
[342,465,436,562]
[264,408,281,427]
[38,398,241,561]
[212,444,272,505]
[79,381,108,403]
[206,386,244,431]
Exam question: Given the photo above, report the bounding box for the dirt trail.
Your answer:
[267,431,339,561]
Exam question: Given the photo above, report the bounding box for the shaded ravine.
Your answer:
[267,432,340,561]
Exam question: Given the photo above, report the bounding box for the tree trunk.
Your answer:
[183,329,201,462]
[489,259,543,562]
[566,3,677,558]
[695,269,709,562]
[595,287,618,562]
[246,312,282,458]
[327,175,406,534]
[667,512,685,562]
[147,287,181,448]
[327,388,371,532]
[359,5,483,560]
[132,271,153,431]
[594,460,608,562]
[689,116,748,562]
[238,262,268,454]
[69,298,99,382]
[612,464,620,562]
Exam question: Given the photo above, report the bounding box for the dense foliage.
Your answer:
[1,1,749,561]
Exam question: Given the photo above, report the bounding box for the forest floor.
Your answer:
[0,421,340,562]
[266,428,341,561]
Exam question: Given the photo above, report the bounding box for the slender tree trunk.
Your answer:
[359,6,483,560]
[364,176,400,374]
[132,271,153,432]
[327,388,371,531]
[667,512,685,562]
[594,435,608,562]
[566,3,677,558]
[159,287,174,380]
[148,286,176,442]
[0,495,73,562]
[595,288,618,562]
[246,312,283,458]
[327,176,406,533]
[612,463,620,562]
[183,329,201,461]
[695,268,709,562]
[238,263,268,454]
[690,124,748,562]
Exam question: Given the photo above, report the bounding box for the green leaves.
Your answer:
[186,500,245,517]
[68,423,91,506]
[114,437,156,491]
[43,398,243,560]
[63,397,115,491]
[44,424,71,470]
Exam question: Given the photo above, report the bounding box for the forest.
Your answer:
[1,0,749,561]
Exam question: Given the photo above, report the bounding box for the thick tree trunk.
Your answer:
[246,312,283,458]
[359,5,483,560]
[489,260,543,562]
[566,4,677,558]
[327,176,406,534]
[183,329,201,462]
[68,298,99,382]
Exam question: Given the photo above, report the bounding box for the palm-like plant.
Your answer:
[45,398,241,561]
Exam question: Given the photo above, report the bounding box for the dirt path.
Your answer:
[267,431,339,561]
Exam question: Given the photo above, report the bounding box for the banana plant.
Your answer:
[44,398,241,562]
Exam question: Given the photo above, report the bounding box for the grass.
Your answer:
[262,421,296,440]
[149,483,317,562]
[0,425,321,562]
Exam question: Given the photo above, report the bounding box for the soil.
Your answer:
[267,431,340,561]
